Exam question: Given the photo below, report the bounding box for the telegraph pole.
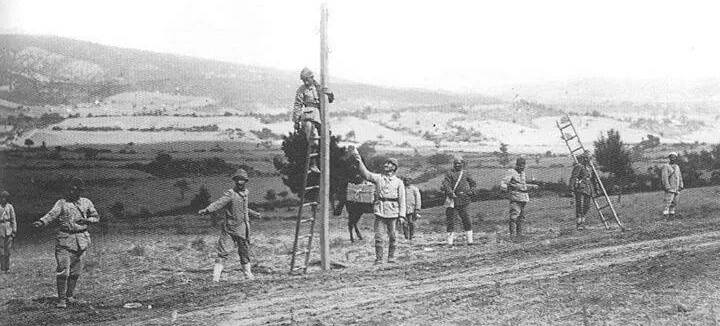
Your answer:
[318,3,331,271]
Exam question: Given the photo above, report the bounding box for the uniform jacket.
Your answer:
[500,169,531,203]
[661,163,684,193]
[404,185,422,213]
[0,203,16,237]
[366,172,406,218]
[292,83,334,124]
[40,198,99,251]
[569,163,595,195]
[441,170,477,207]
[205,188,260,239]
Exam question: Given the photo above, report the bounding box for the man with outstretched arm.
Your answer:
[32,178,99,308]
[660,152,684,219]
[350,146,406,265]
[199,169,260,282]
[500,158,539,238]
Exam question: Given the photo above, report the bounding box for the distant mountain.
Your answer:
[485,77,720,105]
[0,34,496,111]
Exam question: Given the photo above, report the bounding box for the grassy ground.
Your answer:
[2,185,720,325]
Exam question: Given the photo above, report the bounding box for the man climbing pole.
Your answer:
[292,67,335,173]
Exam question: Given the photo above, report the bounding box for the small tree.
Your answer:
[357,141,377,159]
[190,186,211,210]
[427,153,453,166]
[174,179,190,200]
[594,129,634,179]
[264,189,277,202]
[278,190,289,199]
[24,139,34,147]
[273,129,349,199]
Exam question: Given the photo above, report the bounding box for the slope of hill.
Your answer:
[0,34,496,111]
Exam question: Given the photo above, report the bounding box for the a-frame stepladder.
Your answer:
[290,4,332,274]
[556,114,625,231]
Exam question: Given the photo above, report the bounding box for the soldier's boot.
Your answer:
[409,223,415,240]
[0,255,6,272]
[374,245,383,265]
[508,220,517,237]
[447,232,455,246]
[65,275,79,301]
[212,262,224,282]
[466,230,474,244]
[56,275,68,308]
[242,263,254,280]
[387,245,396,263]
[662,209,670,219]
[3,254,9,272]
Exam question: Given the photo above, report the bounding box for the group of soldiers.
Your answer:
[1,68,687,309]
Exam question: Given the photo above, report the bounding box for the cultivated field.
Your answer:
[3,185,720,325]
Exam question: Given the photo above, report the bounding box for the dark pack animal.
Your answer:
[334,174,374,242]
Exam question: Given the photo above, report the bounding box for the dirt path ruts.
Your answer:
[114,230,720,325]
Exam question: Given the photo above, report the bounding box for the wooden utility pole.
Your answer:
[318,3,331,271]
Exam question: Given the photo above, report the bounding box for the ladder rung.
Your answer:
[300,218,315,223]
[305,185,320,191]
[571,147,584,153]
[598,204,611,210]
[294,249,309,255]
[308,153,319,158]
[302,202,319,207]
[564,134,577,141]
[311,136,322,140]
[291,266,306,271]
[559,123,573,130]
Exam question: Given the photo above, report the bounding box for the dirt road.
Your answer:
[111,228,720,325]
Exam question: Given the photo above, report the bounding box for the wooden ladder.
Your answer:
[289,130,321,274]
[556,114,625,231]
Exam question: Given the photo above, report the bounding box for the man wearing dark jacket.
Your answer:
[441,155,477,245]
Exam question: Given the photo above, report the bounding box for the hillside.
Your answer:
[0,34,495,111]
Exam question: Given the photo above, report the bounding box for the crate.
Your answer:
[346,182,375,203]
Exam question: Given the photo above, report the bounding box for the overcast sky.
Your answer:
[2,0,719,93]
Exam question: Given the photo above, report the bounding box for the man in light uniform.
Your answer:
[441,155,477,245]
[32,178,100,308]
[569,152,596,230]
[500,158,539,237]
[292,67,335,173]
[199,169,260,282]
[660,152,683,218]
[400,177,422,240]
[351,147,406,265]
[0,190,16,273]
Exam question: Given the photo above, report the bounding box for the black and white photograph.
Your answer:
[2,0,720,324]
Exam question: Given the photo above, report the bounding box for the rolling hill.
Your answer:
[0,34,496,111]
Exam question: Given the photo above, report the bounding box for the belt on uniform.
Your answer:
[377,197,399,202]
[60,229,88,234]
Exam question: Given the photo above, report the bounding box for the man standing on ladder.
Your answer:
[569,151,596,230]
[293,67,335,174]
[351,148,406,265]
[661,152,683,219]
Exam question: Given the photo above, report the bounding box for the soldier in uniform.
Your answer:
[660,152,683,218]
[0,190,16,273]
[199,169,261,282]
[441,155,477,245]
[569,152,596,230]
[500,158,539,237]
[293,67,335,173]
[400,177,422,240]
[351,147,406,265]
[32,178,100,308]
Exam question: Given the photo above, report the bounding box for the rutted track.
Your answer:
[126,230,720,325]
